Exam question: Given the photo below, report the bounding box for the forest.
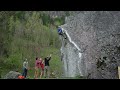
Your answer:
[0,11,65,78]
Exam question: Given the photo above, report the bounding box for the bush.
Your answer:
[4,53,22,70]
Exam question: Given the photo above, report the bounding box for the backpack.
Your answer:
[18,75,25,79]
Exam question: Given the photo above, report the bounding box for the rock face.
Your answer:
[60,11,120,79]
[42,11,82,18]
[4,71,22,79]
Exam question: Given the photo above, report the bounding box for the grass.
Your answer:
[0,47,86,79]
[0,46,63,79]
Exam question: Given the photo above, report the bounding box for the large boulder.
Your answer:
[4,71,22,79]
[60,11,120,79]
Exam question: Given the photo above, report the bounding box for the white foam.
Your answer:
[61,27,81,52]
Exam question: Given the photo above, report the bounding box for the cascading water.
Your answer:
[59,26,84,77]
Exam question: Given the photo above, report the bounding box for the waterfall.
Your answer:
[59,26,84,77]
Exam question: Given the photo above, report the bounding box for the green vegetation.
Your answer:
[0,11,65,78]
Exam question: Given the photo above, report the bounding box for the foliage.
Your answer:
[0,11,65,78]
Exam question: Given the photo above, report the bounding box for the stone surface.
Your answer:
[4,71,22,79]
[60,11,120,79]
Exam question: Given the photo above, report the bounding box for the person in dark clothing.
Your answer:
[58,27,63,35]
[57,26,67,39]
[44,54,52,78]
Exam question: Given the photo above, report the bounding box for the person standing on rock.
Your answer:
[22,59,28,78]
[44,54,52,78]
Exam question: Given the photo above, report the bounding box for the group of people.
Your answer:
[21,54,52,79]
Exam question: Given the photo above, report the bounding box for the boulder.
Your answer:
[60,11,120,79]
[4,71,22,79]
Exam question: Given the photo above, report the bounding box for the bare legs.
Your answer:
[34,67,39,79]
[40,70,44,78]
